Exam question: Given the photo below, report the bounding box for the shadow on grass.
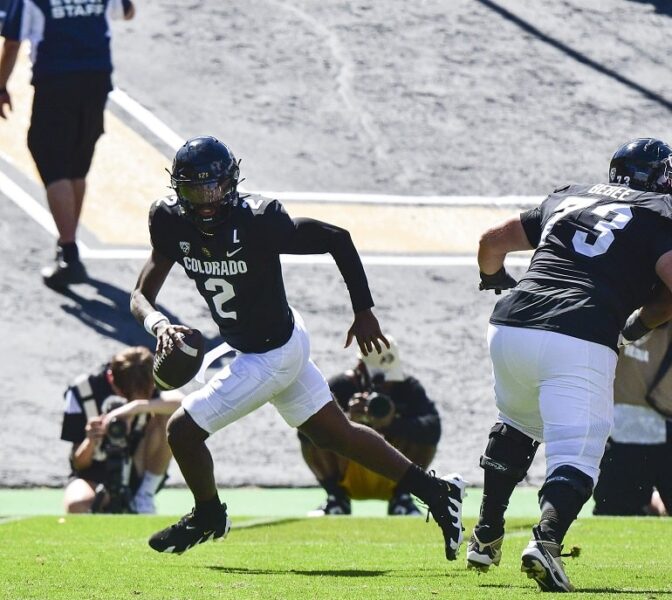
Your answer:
[207,566,389,577]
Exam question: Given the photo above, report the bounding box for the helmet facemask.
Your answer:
[173,175,238,232]
[650,156,672,194]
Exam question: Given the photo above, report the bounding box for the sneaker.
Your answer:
[466,528,504,572]
[41,256,88,288]
[148,502,231,554]
[520,527,576,592]
[131,492,156,515]
[307,495,352,517]
[388,493,422,516]
[426,473,467,561]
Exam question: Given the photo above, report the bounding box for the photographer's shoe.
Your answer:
[425,473,467,560]
[307,495,351,517]
[132,492,156,515]
[388,493,422,516]
[148,503,231,554]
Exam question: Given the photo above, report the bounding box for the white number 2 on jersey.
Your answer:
[540,197,633,257]
[204,278,237,320]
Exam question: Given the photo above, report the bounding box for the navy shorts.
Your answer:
[28,71,112,185]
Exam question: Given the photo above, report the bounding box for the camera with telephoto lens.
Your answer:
[90,399,135,514]
[365,391,394,420]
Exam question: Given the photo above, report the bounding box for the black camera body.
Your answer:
[365,391,394,420]
[90,400,135,514]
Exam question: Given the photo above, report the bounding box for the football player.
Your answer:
[469,138,672,591]
[130,136,466,560]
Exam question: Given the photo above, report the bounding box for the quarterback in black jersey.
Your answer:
[467,138,672,592]
[130,136,466,560]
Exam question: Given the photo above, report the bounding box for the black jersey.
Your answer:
[490,183,672,351]
[329,373,441,445]
[149,193,374,353]
[60,364,150,482]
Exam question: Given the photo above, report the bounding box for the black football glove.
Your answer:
[479,267,517,295]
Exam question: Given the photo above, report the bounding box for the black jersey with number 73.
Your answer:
[490,183,672,351]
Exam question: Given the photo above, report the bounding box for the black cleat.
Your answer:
[388,493,422,516]
[307,494,352,517]
[148,503,231,554]
[520,526,577,592]
[466,528,504,572]
[426,473,467,560]
[41,257,88,289]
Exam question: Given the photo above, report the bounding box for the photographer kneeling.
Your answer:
[60,346,182,514]
[299,336,441,516]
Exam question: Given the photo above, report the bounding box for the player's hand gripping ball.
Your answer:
[153,329,205,390]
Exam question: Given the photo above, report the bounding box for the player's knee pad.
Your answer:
[479,422,539,482]
[540,465,593,505]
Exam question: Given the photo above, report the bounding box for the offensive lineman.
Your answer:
[130,136,466,560]
[468,138,672,591]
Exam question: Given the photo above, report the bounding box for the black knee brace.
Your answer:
[480,422,540,483]
[539,465,593,504]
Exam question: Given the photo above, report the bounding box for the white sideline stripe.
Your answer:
[109,87,542,208]
[0,156,532,266]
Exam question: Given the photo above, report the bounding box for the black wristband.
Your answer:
[480,267,507,285]
[621,312,652,342]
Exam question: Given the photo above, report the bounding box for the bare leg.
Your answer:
[72,178,86,225]
[298,401,412,481]
[63,478,97,513]
[300,435,347,483]
[166,408,216,501]
[46,179,78,244]
[142,414,172,476]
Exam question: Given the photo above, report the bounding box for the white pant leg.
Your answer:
[488,324,616,484]
[271,311,332,427]
[538,334,616,485]
[183,315,307,434]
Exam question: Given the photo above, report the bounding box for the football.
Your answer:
[153,329,205,391]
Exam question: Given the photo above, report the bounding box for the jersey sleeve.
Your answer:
[1,0,27,40]
[520,206,542,248]
[268,211,374,312]
[148,199,178,260]
[384,378,441,445]
[60,388,87,445]
[328,373,360,411]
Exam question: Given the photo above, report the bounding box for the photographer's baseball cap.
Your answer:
[357,336,405,382]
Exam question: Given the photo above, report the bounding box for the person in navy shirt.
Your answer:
[0,0,134,288]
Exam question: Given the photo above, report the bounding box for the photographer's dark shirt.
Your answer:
[60,364,150,483]
[329,373,442,445]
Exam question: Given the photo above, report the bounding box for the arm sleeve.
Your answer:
[520,207,542,248]
[274,217,374,312]
[384,379,442,445]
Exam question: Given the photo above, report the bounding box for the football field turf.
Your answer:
[1,489,670,599]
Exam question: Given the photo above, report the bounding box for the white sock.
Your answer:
[137,471,164,497]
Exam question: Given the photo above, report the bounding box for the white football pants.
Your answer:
[487,324,617,484]
[183,309,332,433]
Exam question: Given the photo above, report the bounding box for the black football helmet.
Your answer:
[170,136,240,231]
[609,137,672,193]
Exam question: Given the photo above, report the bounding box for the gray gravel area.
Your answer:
[4,0,672,489]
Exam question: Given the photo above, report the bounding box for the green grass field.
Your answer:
[2,506,671,599]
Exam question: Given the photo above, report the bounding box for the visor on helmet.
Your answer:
[176,179,236,207]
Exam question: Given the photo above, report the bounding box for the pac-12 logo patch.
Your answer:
[179,241,191,255]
